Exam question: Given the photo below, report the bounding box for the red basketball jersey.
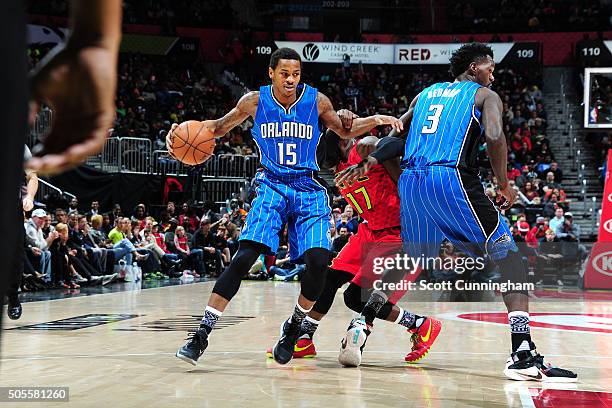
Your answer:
[336,145,401,230]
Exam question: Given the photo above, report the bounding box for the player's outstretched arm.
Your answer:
[480,88,516,209]
[166,91,258,156]
[335,136,405,186]
[387,93,419,139]
[317,93,403,139]
[26,0,122,175]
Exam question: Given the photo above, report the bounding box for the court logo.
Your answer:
[302,43,320,61]
[591,250,612,276]
[604,218,612,234]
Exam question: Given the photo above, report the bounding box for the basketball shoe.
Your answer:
[504,344,577,382]
[405,317,442,363]
[272,318,302,364]
[266,334,317,359]
[175,328,209,366]
[338,318,371,367]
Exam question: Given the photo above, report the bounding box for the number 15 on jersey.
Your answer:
[278,142,297,165]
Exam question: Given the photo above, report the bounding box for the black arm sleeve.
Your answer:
[369,136,406,164]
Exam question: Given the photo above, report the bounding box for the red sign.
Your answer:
[584,149,612,289]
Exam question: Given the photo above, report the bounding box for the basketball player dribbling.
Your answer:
[171,47,403,366]
[266,131,441,367]
[336,43,576,382]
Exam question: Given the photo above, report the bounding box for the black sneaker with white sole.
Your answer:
[176,328,209,366]
[504,345,577,382]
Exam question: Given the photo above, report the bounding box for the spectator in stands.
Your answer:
[548,208,565,235]
[557,213,587,261]
[543,161,563,183]
[68,197,79,214]
[54,208,68,226]
[270,244,306,281]
[213,223,231,267]
[526,217,550,248]
[49,223,80,289]
[192,218,223,276]
[101,213,113,235]
[108,217,150,265]
[227,198,248,227]
[332,226,351,256]
[25,209,58,283]
[535,227,565,285]
[110,203,123,225]
[131,203,147,229]
[42,214,55,237]
[173,226,204,277]
[87,201,100,219]
[179,202,200,233]
[336,205,359,233]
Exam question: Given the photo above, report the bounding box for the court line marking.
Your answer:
[1,351,609,362]
[19,281,214,304]
[436,312,612,336]
[518,386,536,408]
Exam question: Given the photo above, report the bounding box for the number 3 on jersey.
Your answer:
[278,142,297,165]
[421,104,444,134]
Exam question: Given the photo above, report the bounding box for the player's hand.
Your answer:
[22,197,34,212]
[165,123,179,159]
[335,156,377,186]
[27,45,118,175]
[31,247,42,256]
[374,114,403,133]
[337,109,359,130]
[497,183,517,210]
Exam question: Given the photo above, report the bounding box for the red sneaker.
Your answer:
[266,337,317,359]
[404,317,442,363]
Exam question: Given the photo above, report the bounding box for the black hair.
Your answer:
[449,43,494,78]
[269,47,301,69]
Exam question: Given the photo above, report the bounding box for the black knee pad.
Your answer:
[311,268,353,315]
[300,248,331,301]
[495,250,528,295]
[344,283,394,320]
[343,283,365,313]
[212,240,264,301]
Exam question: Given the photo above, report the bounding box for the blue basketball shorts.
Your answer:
[398,166,517,261]
[240,170,332,260]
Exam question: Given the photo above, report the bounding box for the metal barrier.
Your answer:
[119,137,151,174]
[200,179,249,206]
[28,108,52,147]
[214,154,245,178]
[35,178,75,204]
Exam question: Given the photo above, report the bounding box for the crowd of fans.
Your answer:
[450,0,611,33]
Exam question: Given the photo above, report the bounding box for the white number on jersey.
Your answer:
[421,104,444,134]
[278,142,297,165]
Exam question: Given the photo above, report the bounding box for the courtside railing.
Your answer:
[86,136,259,178]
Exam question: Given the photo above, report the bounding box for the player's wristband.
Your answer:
[370,136,405,163]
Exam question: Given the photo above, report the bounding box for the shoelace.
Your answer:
[185,331,205,349]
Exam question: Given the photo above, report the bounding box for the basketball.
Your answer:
[168,120,215,165]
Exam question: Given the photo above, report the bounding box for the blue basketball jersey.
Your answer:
[251,84,321,178]
[402,81,483,170]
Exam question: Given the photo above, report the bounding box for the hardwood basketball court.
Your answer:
[2,281,611,407]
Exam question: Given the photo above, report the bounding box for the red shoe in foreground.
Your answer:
[266,337,317,359]
[405,317,442,363]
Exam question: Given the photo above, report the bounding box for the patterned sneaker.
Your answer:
[405,317,442,363]
[338,318,371,367]
[272,318,302,365]
[504,345,577,382]
[176,328,209,366]
[266,336,317,359]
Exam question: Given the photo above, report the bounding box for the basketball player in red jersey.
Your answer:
[267,128,441,367]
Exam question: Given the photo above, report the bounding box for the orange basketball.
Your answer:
[169,120,215,165]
